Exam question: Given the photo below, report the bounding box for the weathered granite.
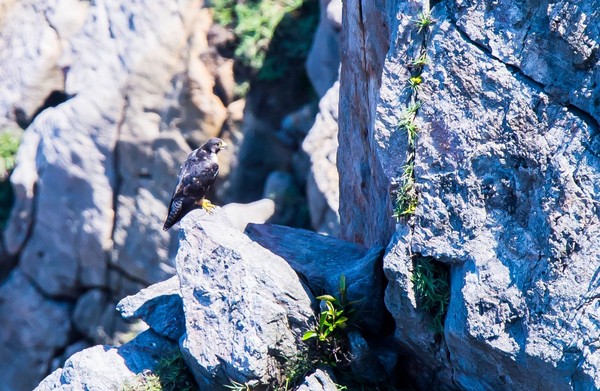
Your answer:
[176,208,316,389]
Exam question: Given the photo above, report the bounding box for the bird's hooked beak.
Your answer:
[219,141,228,150]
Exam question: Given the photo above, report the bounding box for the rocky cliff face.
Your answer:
[339,0,600,389]
[9,0,600,389]
[0,1,233,389]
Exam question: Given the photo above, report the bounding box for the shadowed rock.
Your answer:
[117,276,185,341]
[246,222,385,331]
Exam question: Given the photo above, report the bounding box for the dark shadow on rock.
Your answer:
[246,222,386,332]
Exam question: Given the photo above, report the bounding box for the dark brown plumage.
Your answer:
[163,138,227,231]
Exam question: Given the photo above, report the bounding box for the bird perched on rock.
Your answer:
[163,137,228,231]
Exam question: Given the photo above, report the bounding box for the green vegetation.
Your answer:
[397,101,421,147]
[393,160,418,218]
[207,0,317,78]
[224,379,253,391]
[303,275,352,345]
[123,352,197,391]
[413,11,435,34]
[0,131,20,230]
[393,9,437,220]
[412,255,450,334]
[302,294,349,343]
[410,53,429,69]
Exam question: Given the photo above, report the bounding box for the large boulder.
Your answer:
[176,208,316,389]
[340,0,600,389]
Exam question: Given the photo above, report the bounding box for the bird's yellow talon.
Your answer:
[200,199,216,213]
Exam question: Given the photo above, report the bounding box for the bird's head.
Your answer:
[202,138,228,154]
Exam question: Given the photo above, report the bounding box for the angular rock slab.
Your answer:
[247,222,385,331]
[296,368,338,391]
[34,330,177,391]
[117,276,185,341]
[177,208,316,389]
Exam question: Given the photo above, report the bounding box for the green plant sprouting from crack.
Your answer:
[411,255,450,334]
[413,11,436,34]
[0,131,20,229]
[122,352,197,391]
[302,275,352,345]
[393,6,436,220]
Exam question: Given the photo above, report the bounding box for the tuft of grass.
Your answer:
[411,255,450,334]
[122,352,197,391]
[413,11,435,34]
[393,160,418,219]
[397,101,421,147]
[410,53,429,69]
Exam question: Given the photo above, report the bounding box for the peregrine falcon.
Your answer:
[163,137,228,231]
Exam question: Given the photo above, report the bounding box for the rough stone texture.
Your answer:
[247,222,385,331]
[347,331,387,383]
[306,0,342,98]
[176,208,316,389]
[338,0,393,247]
[117,276,185,341]
[0,270,72,391]
[296,368,338,391]
[0,0,234,388]
[340,0,600,390]
[34,330,177,391]
[302,82,340,236]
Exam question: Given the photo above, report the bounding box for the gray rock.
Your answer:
[50,341,91,373]
[340,0,600,389]
[302,82,340,236]
[117,276,185,341]
[306,0,342,98]
[34,330,178,391]
[263,170,309,227]
[222,198,276,232]
[176,208,316,389]
[337,0,393,247]
[296,368,338,391]
[347,331,387,383]
[246,223,384,331]
[0,270,72,391]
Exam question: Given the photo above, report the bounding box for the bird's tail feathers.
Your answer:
[163,197,184,231]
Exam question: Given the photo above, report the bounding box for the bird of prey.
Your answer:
[163,137,228,231]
